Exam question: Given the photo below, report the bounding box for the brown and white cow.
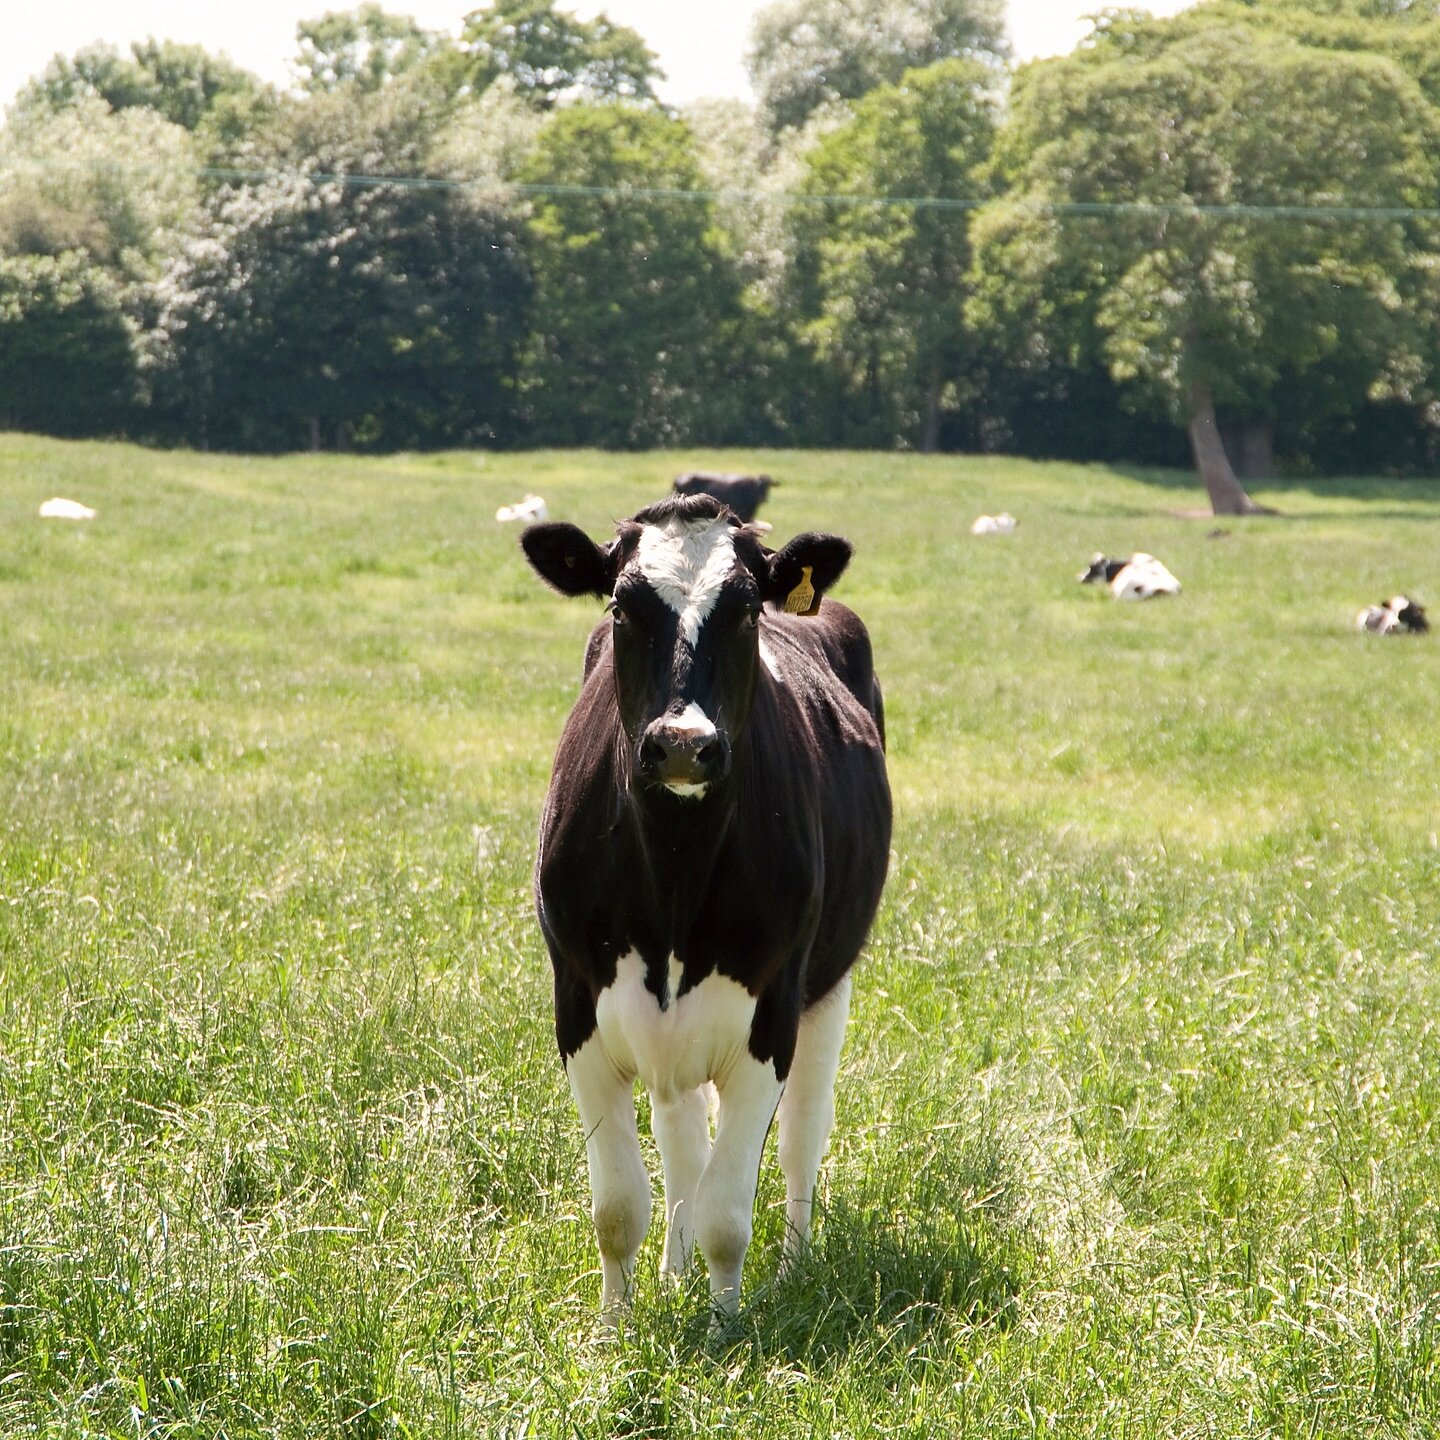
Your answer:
[521,494,891,1317]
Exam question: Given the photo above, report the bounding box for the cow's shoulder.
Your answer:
[760,601,884,742]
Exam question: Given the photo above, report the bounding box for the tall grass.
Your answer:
[2,435,1437,1437]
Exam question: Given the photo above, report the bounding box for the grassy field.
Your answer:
[1,433,1438,1438]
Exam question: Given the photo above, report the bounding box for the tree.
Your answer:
[444,0,662,108]
[153,85,530,450]
[1092,1,1440,109]
[13,39,264,132]
[294,4,446,93]
[787,60,997,450]
[0,254,139,436]
[969,21,1438,513]
[0,97,200,281]
[519,105,745,446]
[746,0,1007,135]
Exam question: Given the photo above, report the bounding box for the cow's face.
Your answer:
[523,496,852,801]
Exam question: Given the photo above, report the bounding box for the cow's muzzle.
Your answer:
[638,711,730,791]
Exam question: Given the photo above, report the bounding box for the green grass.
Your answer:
[2,433,1438,1437]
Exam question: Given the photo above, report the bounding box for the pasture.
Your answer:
[1,434,1438,1438]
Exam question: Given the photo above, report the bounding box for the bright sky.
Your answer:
[0,2,1195,114]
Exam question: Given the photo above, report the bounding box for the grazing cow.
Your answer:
[1078,552,1181,600]
[521,494,891,1318]
[672,471,774,524]
[970,512,1017,536]
[496,494,548,524]
[1355,595,1429,634]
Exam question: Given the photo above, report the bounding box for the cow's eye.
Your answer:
[609,602,628,626]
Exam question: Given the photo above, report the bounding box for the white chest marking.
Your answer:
[634,517,736,648]
[594,952,757,1102]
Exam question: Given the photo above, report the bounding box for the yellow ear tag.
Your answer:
[783,565,820,616]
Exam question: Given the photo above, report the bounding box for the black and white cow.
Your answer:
[1355,595,1429,634]
[521,494,891,1317]
[672,471,774,524]
[1078,552,1182,600]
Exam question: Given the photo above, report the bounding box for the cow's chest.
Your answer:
[593,952,757,1102]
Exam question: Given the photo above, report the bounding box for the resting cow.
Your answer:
[1078,552,1182,600]
[521,494,891,1317]
[1355,595,1428,634]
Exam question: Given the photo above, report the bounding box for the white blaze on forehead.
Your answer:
[633,516,737,647]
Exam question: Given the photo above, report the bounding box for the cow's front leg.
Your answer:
[651,1085,712,1282]
[694,1054,783,1315]
[566,1035,650,1319]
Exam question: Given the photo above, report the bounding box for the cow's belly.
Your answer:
[594,952,757,1101]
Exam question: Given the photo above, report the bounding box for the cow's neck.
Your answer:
[626,774,739,950]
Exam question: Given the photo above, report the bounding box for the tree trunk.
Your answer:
[920,358,942,454]
[308,416,322,453]
[1186,378,1267,515]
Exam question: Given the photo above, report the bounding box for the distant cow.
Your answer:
[38,497,97,521]
[970,512,1016,536]
[1355,595,1428,634]
[521,494,890,1318]
[496,494,548,524]
[672,472,774,524]
[1079,552,1181,600]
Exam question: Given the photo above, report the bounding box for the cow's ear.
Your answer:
[760,531,853,616]
[521,523,615,598]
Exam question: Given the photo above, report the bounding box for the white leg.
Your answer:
[566,1035,650,1318]
[776,975,850,1262]
[652,1086,712,1281]
[694,1053,783,1315]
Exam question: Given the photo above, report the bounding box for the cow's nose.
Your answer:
[639,711,729,788]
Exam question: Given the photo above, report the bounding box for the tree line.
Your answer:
[2,0,1438,497]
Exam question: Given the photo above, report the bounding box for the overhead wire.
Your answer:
[7,155,1439,222]
[201,168,1440,222]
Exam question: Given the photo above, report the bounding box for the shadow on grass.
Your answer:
[638,1200,1021,1377]
[755,1201,1018,1365]
[1103,464,1440,509]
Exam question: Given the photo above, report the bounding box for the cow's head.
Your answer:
[1390,596,1429,633]
[1078,554,1126,585]
[523,495,851,799]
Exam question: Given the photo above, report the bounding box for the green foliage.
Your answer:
[0,98,199,281]
[0,255,138,435]
[1,0,1440,467]
[294,3,448,93]
[789,60,999,449]
[746,0,1009,134]
[970,19,1440,438]
[3,439,1440,1433]
[447,0,662,108]
[1111,0,1440,108]
[152,85,530,451]
[12,38,266,132]
[519,105,748,446]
